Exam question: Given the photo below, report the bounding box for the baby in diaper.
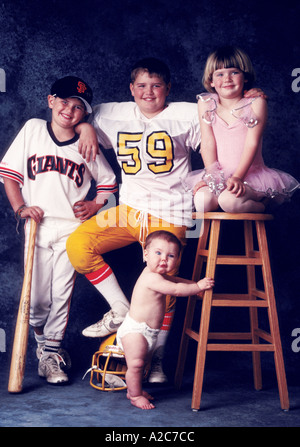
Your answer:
[117,230,214,410]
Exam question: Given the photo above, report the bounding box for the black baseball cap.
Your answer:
[51,76,93,113]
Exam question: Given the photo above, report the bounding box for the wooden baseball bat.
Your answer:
[8,219,38,393]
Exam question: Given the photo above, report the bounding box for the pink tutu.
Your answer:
[184,94,300,204]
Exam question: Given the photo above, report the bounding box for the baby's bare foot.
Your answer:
[142,390,154,400]
[130,395,155,410]
[127,390,154,401]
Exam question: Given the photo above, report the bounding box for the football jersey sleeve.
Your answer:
[186,104,201,151]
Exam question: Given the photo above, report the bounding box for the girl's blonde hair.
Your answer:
[202,46,256,93]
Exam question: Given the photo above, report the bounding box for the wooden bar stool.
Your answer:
[174,212,289,411]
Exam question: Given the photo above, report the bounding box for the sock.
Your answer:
[153,310,175,358]
[86,264,129,316]
[44,340,61,354]
[34,333,46,346]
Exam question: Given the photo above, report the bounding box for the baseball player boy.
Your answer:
[0,76,117,384]
[67,58,264,383]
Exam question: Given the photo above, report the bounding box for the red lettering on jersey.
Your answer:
[27,154,36,180]
[27,154,85,187]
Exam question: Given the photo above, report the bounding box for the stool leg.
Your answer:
[174,219,210,390]
[256,221,289,411]
[244,220,262,390]
[191,219,220,411]
[174,294,197,390]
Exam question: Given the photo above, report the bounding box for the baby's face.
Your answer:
[144,238,179,274]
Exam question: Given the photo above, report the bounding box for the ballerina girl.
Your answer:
[188,46,299,213]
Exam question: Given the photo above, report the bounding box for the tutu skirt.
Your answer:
[184,161,300,205]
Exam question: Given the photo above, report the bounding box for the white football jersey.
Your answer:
[91,101,200,226]
[0,119,117,223]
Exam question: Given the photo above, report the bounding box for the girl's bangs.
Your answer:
[214,54,244,71]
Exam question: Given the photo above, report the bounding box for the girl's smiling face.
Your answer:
[211,67,246,100]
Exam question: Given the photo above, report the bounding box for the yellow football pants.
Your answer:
[67,204,187,312]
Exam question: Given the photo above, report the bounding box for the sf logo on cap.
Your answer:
[77,81,87,94]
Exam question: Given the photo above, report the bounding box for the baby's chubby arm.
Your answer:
[146,272,214,297]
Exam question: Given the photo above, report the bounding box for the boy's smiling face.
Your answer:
[130,70,171,118]
[48,95,87,131]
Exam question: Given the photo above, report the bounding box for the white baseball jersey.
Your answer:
[0,118,118,340]
[0,118,118,223]
[91,101,200,226]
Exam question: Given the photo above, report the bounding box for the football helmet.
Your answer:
[88,333,127,391]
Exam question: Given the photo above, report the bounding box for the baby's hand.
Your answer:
[226,176,245,197]
[197,277,214,292]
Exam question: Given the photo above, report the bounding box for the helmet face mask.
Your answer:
[89,334,127,391]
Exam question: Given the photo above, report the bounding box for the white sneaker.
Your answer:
[38,352,69,384]
[36,343,45,360]
[148,357,168,383]
[82,310,125,338]
[36,346,72,370]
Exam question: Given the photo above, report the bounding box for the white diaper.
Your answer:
[116,313,159,353]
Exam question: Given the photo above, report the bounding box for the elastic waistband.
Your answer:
[126,314,159,336]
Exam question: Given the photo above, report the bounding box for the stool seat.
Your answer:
[193,211,274,221]
[174,212,289,411]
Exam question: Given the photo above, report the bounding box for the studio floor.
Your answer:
[0,356,299,430]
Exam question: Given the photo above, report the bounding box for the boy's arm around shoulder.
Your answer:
[76,120,99,163]
[244,88,268,100]
[76,122,98,163]
[75,103,117,162]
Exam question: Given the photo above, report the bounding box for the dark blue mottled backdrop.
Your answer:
[0,0,299,380]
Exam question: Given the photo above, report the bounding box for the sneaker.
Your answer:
[36,343,45,360]
[38,352,69,384]
[148,357,168,384]
[36,346,72,370]
[82,310,125,338]
[58,348,72,370]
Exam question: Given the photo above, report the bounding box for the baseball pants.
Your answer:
[25,218,78,341]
